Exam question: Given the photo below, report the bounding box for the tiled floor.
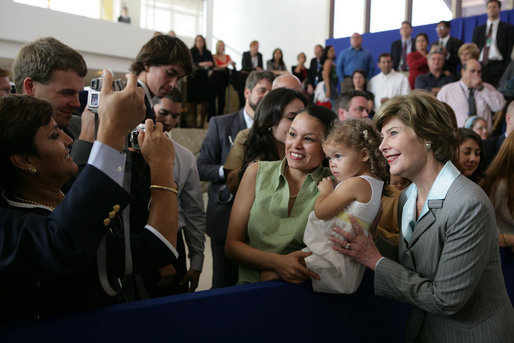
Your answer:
[184,191,213,292]
[196,235,213,291]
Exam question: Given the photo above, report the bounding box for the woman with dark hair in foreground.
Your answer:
[0,75,178,320]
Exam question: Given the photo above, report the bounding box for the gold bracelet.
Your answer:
[150,185,178,194]
[502,233,508,246]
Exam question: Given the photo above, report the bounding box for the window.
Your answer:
[461,0,507,18]
[412,0,452,26]
[370,0,405,33]
[333,0,366,38]
[140,0,204,39]
[14,0,100,18]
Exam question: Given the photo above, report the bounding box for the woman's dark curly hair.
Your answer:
[323,118,390,193]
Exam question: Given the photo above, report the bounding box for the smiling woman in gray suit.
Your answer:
[333,91,513,342]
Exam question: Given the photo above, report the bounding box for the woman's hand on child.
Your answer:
[330,216,383,270]
[272,251,320,284]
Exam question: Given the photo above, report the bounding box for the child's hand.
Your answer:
[317,177,334,195]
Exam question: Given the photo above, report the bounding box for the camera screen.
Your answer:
[90,93,99,107]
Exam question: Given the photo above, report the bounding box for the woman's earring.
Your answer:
[29,167,37,175]
[425,142,432,151]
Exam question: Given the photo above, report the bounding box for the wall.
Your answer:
[0,1,193,77]
[208,0,330,71]
[0,0,329,80]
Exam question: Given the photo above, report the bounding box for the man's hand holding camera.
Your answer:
[96,71,145,151]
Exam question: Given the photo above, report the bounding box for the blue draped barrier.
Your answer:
[0,270,411,343]
[327,9,514,78]
[0,259,512,342]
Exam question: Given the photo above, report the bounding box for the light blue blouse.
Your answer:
[402,161,460,242]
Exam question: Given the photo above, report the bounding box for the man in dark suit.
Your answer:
[483,100,512,167]
[472,0,514,87]
[197,70,274,288]
[434,20,463,77]
[241,40,263,72]
[306,44,323,96]
[390,21,416,72]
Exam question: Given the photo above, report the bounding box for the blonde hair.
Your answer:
[458,43,480,60]
[323,119,389,188]
[216,40,225,55]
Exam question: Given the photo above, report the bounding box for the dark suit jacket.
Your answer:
[307,57,323,87]
[483,134,506,168]
[437,36,463,76]
[197,109,246,242]
[375,175,514,342]
[0,165,176,321]
[64,115,94,172]
[391,38,415,71]
[472,21,514,65]
[241,51,263,72]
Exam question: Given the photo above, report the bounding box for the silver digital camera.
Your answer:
[129,123,146,150]
[87,77,123,113]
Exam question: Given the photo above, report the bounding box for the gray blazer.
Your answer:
[375,175,514,342]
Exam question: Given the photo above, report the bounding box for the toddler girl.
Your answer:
[304,119,389,293]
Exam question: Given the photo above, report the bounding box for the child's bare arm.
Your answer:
[314,177,370,220]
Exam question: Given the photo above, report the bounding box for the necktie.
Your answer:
[315,59,321,85]
[401,41,407,71]
[483,24,492,65]
[468,89,477,117]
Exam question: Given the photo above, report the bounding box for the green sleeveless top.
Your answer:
[238,159,331,284]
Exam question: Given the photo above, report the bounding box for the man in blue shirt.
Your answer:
[336,33,375,92]
[415,50,453,96]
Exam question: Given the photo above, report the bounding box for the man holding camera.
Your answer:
[12,35,195,301]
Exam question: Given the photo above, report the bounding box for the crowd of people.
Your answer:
[0,0,513,340]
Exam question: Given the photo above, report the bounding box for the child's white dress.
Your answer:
[303,175,384,294]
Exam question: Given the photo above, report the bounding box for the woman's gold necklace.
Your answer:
[285,165,300,199]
